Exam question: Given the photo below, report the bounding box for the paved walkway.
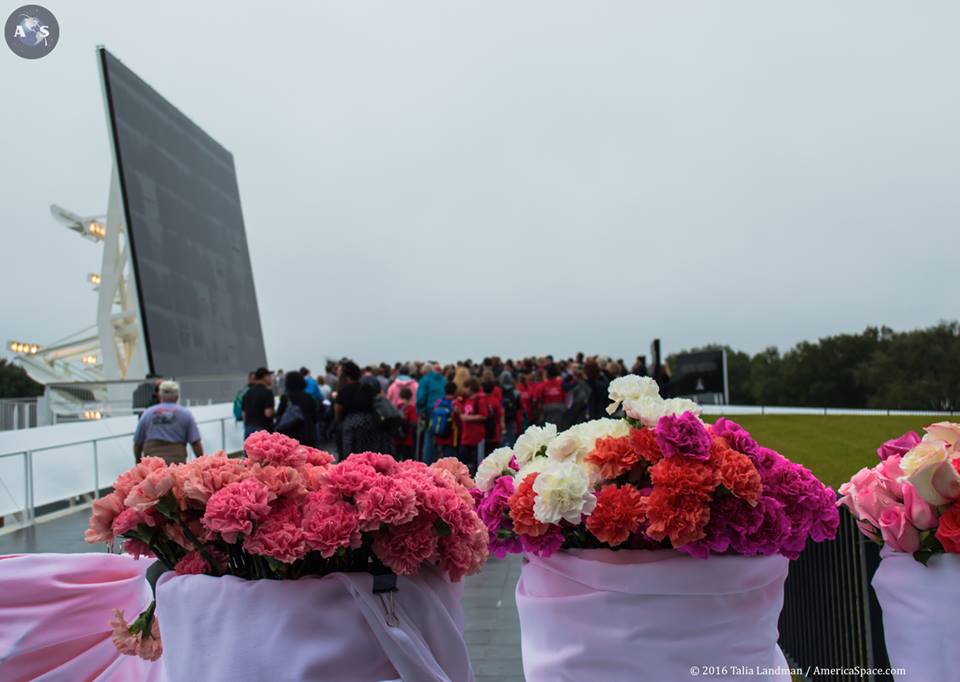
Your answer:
[0,508,527,680]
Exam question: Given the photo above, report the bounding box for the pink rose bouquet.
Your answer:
[840,421,960,563]
[473,375,839,561]
[86,436,487,661]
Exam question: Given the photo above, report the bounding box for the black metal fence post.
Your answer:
[778,509,892,682]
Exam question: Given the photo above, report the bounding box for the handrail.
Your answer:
[0,417,232,459]
[0,415,239,529]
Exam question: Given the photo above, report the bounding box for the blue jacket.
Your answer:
[416,372,447,417]
[304,375,322,402]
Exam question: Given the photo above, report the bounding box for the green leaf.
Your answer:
[434,519,452,537]
[154,492,181,520]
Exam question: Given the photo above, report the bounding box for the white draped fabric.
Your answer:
[872,548,960,682]
[516,549,791,682]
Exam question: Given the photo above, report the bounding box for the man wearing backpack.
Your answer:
[233,371,255,422]
[416,363,447,462]
[430,382,460,463]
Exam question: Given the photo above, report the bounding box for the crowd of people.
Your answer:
[233,354,669,474]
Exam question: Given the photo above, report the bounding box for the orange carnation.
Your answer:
[586,484,645,547]
[711,445,761,505]
[586,436,641,480]
[642,487,711,546]
[508,473,549,537]
[629,427,663,465]
[649,455,720,495]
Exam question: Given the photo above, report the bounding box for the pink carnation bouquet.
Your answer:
[474,375,840,561]
[85,432,488,661]
[838,422,960,563]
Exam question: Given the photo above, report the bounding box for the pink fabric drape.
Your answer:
[872,548,960,681]
[155,563,471,682]
[516,549,790,682]
[0,553,163,682]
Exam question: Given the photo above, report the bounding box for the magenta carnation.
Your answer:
[759,451,840,558]
[654,412,712,460]
[477,476,521,558]
[202,478,273,543]
[710,418,760,457]
[243,431,306,468]
[680,495,790,559]
[519,526,564,558]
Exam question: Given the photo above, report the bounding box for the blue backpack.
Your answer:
[430,398,454,437]
[232,386,248,422]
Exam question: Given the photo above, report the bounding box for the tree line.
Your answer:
[669,321,960,411]
[0,359,44,400]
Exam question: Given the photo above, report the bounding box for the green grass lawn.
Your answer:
[713,415,941,489]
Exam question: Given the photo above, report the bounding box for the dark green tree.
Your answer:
[0,359,44,399]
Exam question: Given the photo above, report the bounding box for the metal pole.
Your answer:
[24,450,34,524]
[93,440,100,499]
[857,534,876,677]
[721,348,730,406]
[220,418,226,452]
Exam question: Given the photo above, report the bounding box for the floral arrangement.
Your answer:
[838,422,960,563]
[86,432,488,660]
[474,375,839,561]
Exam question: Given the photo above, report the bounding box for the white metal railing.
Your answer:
[698,404,958,417]
[0,399,38,431]
[0,403,243,528]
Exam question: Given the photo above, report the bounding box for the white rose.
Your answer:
[900,441,950,477]
[923,422,960,451]
[606,375,660,415]
[532,460,597,524]
[476,447,515,493]
[514,424,558,466]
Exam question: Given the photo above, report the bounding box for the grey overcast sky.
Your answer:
[2,1,958,369]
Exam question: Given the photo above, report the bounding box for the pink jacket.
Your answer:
[387,377,420,408]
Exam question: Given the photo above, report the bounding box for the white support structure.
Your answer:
[9,181,148,389]
[97,166,148,381]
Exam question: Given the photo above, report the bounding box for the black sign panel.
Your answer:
[670,350,726,397]
[99,48,266,378]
